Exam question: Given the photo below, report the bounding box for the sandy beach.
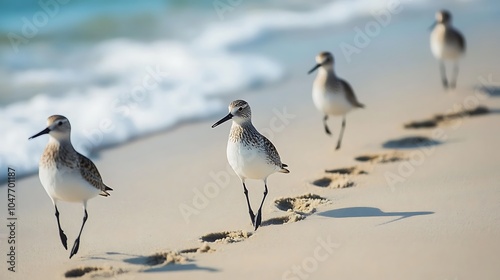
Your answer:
[2,1,500,279]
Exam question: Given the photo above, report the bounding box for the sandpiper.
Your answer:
[430,10,466,89]
[29,115,112,259]
[212,100,289,230]
[308,51,364,150]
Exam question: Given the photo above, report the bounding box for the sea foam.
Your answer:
[0,38,282,181]
[0,0,425,181]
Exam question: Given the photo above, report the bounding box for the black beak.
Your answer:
[29,127,50,140]
[212,113,233,128]
[429,21,437,31]
[308,64,321,75]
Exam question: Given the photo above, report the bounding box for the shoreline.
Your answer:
[2,2,500,279]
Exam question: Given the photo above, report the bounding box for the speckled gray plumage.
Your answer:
[229,122,289,172]
[314,68,364,108]
[41,141,112,196]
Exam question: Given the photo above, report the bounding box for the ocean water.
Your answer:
[0,0,480,181]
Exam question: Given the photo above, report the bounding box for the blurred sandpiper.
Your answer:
[430,10,466,89]
[308,51,364,150]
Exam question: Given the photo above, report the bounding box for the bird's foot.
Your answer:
[325,127,332,136]
[249,211,256,227]
[59,230,68,250]
[254,210,262,231]
[69,238,80,259]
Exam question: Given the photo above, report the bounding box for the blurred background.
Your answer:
[0,0,498,181]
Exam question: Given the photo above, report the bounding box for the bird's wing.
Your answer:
[456,30,466,52]
[261,135,288,172]
[78,153,112,196]
[341,79,365,108]
[446,28,466,53]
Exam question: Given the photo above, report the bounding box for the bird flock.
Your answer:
[28,10,465,258]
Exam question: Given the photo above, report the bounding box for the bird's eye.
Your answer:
[58,121,63,126]
[238,107,243,111]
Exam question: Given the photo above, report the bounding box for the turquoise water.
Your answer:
[0,0,330,104]
[0,0,495,181]
[0,0,326,46]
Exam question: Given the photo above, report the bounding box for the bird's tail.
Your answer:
[279,163,290,174]
[100,185,113,197]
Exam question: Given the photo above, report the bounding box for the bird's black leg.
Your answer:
[450,62,459,89]
[54,205,68,250]
[323,115,331,135]
[335,116,346,150]
[242,181,255,226]
[69,206,88,259]
[254,181,269,231]
[440,61,448,89]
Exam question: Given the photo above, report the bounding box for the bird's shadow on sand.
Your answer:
[85,251,218,274]
[124,252,218,273]
[142,263,218,273]
[477,85,500,97]
[319,207,434,225]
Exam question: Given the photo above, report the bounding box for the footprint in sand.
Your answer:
[123,246,212,266]
[65,266,125,278]
[382,136,442,149]
[179,243,215,254]
[354,151,408,164]
[404,106,489,129]
[311,176,355,189]
[65,245,215,277]
[325,166,368,175]
[200,230,252,244]
[145,251,188,266]
[65,267,101,278]
[261,213,306,226]
[274,194,331,215]
[197,196,328,244]
[311,166,368,189]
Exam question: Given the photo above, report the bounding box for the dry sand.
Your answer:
[2,5,500,280]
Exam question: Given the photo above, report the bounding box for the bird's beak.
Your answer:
[429,21,437,31]
[29,127,50,140]
[212,113,233,128]
[308,63,321,75]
